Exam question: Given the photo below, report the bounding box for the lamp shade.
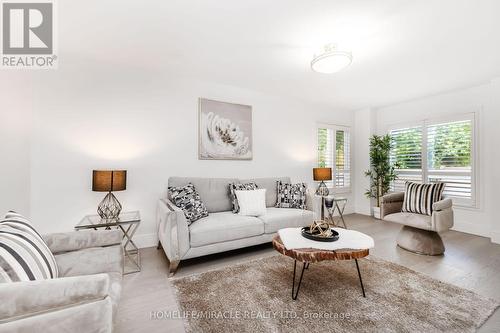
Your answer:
[313,167,332,181]
[92,170,127,192]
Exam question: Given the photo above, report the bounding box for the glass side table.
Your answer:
[75,211,141,274]
[325,197,348,229]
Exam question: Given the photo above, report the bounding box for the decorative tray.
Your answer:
[300,226,339,242]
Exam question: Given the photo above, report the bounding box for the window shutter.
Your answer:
[335,129,350,188]
[317,125,350,189]
[427,120,473,202]
[389,126,423,192]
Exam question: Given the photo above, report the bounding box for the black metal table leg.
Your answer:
[292,260,307,300]
[355,259,366,297]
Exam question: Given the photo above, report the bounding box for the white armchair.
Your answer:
[381,192,454,255]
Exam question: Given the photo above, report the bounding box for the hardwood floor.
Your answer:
[116,214,500,333]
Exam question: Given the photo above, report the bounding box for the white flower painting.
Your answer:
[199,98,252,160]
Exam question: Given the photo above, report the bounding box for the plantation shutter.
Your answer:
[427,119,473,203]
[389,126,423,192]
[317,125,350,189]
[335,129,350,188]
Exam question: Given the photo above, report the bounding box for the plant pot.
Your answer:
[372,207,381,220]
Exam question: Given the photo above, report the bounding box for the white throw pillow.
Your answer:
[235,189,267,217]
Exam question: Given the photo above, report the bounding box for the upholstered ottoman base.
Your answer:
[396,225,445,256]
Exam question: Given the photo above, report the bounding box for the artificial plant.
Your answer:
[364,134,398,207]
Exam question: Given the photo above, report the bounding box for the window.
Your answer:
[389,114,475,207]
[317,124,351,190]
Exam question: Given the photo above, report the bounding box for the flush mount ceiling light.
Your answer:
[311,44,352,74]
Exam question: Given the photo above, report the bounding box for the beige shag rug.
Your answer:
[171,255,498,333]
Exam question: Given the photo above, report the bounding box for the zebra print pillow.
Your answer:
[168,183,209,224]
[229,182,258,213]
[275,181,307,210]
[402,182,445,216]
[0,212,59,283]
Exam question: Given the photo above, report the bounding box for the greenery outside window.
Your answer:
[389,113,476,207]
[317,124,351,191]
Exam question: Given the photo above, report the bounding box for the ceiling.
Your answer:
[60,0,500,110]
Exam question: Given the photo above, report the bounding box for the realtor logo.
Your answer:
[1,0,57,68]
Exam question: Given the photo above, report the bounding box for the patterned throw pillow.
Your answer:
[402,182,445,216]
[0,212,59,283]
[168,183,209,224]
[229,182,258,213]
[275,181,307,209]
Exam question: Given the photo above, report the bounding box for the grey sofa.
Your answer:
[381,192,454,255]
[156,177,316,276]
[0,229,123,333]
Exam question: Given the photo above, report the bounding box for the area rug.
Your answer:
[171,255,499,333]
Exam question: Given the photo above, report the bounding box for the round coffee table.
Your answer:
[272,234,370,300]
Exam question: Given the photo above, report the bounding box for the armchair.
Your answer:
[381,192,454,255]
[0,229,123,333]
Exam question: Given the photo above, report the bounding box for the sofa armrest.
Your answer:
[431,198,454,232]
[156,198,190,262]
[432,198,452,211]
[42,229,122,255]
[380,192,405,219]
[0,274,110,322]
[382,192,405,203]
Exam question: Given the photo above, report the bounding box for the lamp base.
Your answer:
[316,181,329,196]
[97,192,122,221]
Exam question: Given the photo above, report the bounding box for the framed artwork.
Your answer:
[198,98,253,160]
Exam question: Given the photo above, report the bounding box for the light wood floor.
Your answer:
[116,214,500,333]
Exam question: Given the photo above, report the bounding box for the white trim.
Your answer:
[316,122,352,191]
[491,231,500,245]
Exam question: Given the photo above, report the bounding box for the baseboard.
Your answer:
[132,233,158,249]
[354,206,371,216]
[450,220,490,238]
[491,231,500,244]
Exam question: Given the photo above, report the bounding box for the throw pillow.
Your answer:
[229,182,258,213]
[0,212,59,283]
[402,181,445,216]
[168,183,209,224]
[275,181,307,209]
[235,189,267,217]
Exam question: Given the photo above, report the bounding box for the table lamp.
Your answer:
[92,170,127,220]
[313,167,332,196]
[313,167,332,220]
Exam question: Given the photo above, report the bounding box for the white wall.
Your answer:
[371,80,500,241]
[353,108,375,215]
[23,68,353,247]
[0,75,32,216]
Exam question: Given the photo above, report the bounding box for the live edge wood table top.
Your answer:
[272,235,369,263]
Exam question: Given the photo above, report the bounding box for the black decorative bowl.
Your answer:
[301,227,339,242]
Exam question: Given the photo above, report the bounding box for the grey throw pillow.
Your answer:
[168,183,209,224]
[229,182,258,213]
[275,181,307,209]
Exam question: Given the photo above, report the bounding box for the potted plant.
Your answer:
[365,135,398,219]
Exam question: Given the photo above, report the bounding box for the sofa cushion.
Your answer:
[189,212,264,247]
[384,212,432,230]
[258,208,313,234]
[54,244,123,277]
[168,183,209,224]
[239,177,291,207]
[168,177,238,213]
[0,212,58,283]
